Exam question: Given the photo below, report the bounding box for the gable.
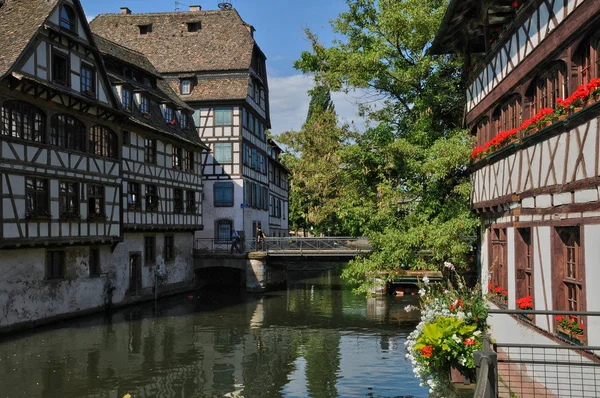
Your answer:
[2,0,121,111]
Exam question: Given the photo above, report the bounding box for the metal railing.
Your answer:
[194,237,371,255]
[473,309,600,398]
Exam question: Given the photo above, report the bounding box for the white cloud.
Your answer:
[268,74,384,136]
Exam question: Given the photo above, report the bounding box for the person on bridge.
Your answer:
[256,225,266,251]
[231,227,242,253]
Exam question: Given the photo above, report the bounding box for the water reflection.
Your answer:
[0,269,424,398]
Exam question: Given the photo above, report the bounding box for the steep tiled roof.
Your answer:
[0,0,58,78]
[90,9,255,74]
[167,74,249,102]
[93,34,161,78]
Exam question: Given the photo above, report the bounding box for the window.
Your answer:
[214,182,233,207]
[186,190,196,214]
[214,107,232,126]
[553,227,584,314]
[490,228,508,305]
[51,114,86,152]
[144,138,156,164]
[122,88,132,111]
[173,188,183,213]
[128,182,141,210]
[141,96,150,115]
[59,4,76,31]
[516,228,533,304]
[187,22,201,32]
[472,118,490,149]
[145,184,159,211]
[144,236,156,264]
[47,251,64,280]
[88,184,105,216]
[492,95,521,136]
[186,150,194,172]
[164,236,174,261]
[59,181,79,218]
[26,178,49,218]
[172,146,184,169]
[123,131,130,145]
[216,220,232,242]
[89,248,100,277]
[90,126,118,158]
[181,80,191,95]
[81,65,95,96]
[139,24,152,35]
[181,113,188,129]
[52,51,69,87]
[214,143,232,164]
[164,106,174,124]
[1,101,45,142]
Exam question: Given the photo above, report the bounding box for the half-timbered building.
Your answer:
[267,139,289,237]
[432,0,600,390]
[90,3,289,243]
[0,0,206,331]
[94,35,207,300]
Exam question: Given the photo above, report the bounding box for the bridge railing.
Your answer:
[473,309,600,398]
[194,237,371,254]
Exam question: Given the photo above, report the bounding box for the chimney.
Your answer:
[120,7,132,15]
[189,5,202,11]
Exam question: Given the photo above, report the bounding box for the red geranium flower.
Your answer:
[421,345,433,358]
[464,337,476,346]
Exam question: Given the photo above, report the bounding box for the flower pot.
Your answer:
[519,313,534,322]
[449,362,475,384]
[572,106,583,114]
[557,114,568,121]
[556,324,585,345]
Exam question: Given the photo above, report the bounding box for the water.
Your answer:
[0,269,427,398]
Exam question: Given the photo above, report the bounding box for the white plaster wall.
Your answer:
[480,225,490,296]
[488,305,600,398]
[0,247,107,328]
[533,226,553,330]
[584,225,600,347]
[507,228,516,309]
[109,232,194,303]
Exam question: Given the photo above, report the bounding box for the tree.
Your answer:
[306,85,335,122]
[292,0,479,292]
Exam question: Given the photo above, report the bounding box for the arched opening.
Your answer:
[51,114,86,151]
[90,125,118,158]
[1,101,45,142]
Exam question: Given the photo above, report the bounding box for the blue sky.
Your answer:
[83,0,371,134]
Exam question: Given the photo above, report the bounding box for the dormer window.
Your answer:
[181,113,188,128]
[141,95,150,116]
[181,80,191,95]
[187,22,201,32]
[122,88,132,112]
[165,106,174,124]
[138,24,152,35]
[60,4,76,32]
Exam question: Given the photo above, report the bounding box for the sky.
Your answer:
[82,0,372,135]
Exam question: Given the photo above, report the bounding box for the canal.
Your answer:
[0,269,427,398]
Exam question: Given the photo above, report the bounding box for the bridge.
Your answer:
[194,237,372,257]
[193,237,371,292]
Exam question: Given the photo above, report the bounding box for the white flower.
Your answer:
[473,330,482,337]
[456,311,466,320]
[458,355,467,366]
[422,276,430,285]
[444,261,455,271]
[418,288,426,296]
[451,334,461,343]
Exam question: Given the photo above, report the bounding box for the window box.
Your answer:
[60,211,81,222]
[87,213,107,222]
[142,112,150,119]
[556,323,585,346]
[84,89,95,98]
[123,105,132,113]
[26,210,51,221]
[167,120,176,127]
